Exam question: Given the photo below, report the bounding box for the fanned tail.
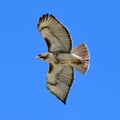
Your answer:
[71,43,90,74]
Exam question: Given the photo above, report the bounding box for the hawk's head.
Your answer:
[36,52,49,60]
[36,52,56,62]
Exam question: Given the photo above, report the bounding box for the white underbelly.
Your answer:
[56,53,82,65]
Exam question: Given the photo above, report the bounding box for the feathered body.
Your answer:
[39,52,82,65]
[36,14,90,104]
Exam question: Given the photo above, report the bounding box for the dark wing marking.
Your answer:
[48,63,54,73]
[47,64,74,104]
[37,14,72,53]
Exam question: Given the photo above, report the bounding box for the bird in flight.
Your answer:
[36,14,90,104]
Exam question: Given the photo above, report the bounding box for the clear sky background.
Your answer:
[0,0,120,120]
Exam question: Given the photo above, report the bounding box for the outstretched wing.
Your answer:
[37,14,72,53]
[47,64,74,104]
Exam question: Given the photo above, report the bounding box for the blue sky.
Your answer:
[0,0,120,120]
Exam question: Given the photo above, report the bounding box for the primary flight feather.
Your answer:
[36,14,90,104]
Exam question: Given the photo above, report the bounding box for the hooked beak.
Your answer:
[36,55,40,60]
[36,54,43,60]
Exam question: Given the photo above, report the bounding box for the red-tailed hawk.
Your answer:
[36,14,90,104]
